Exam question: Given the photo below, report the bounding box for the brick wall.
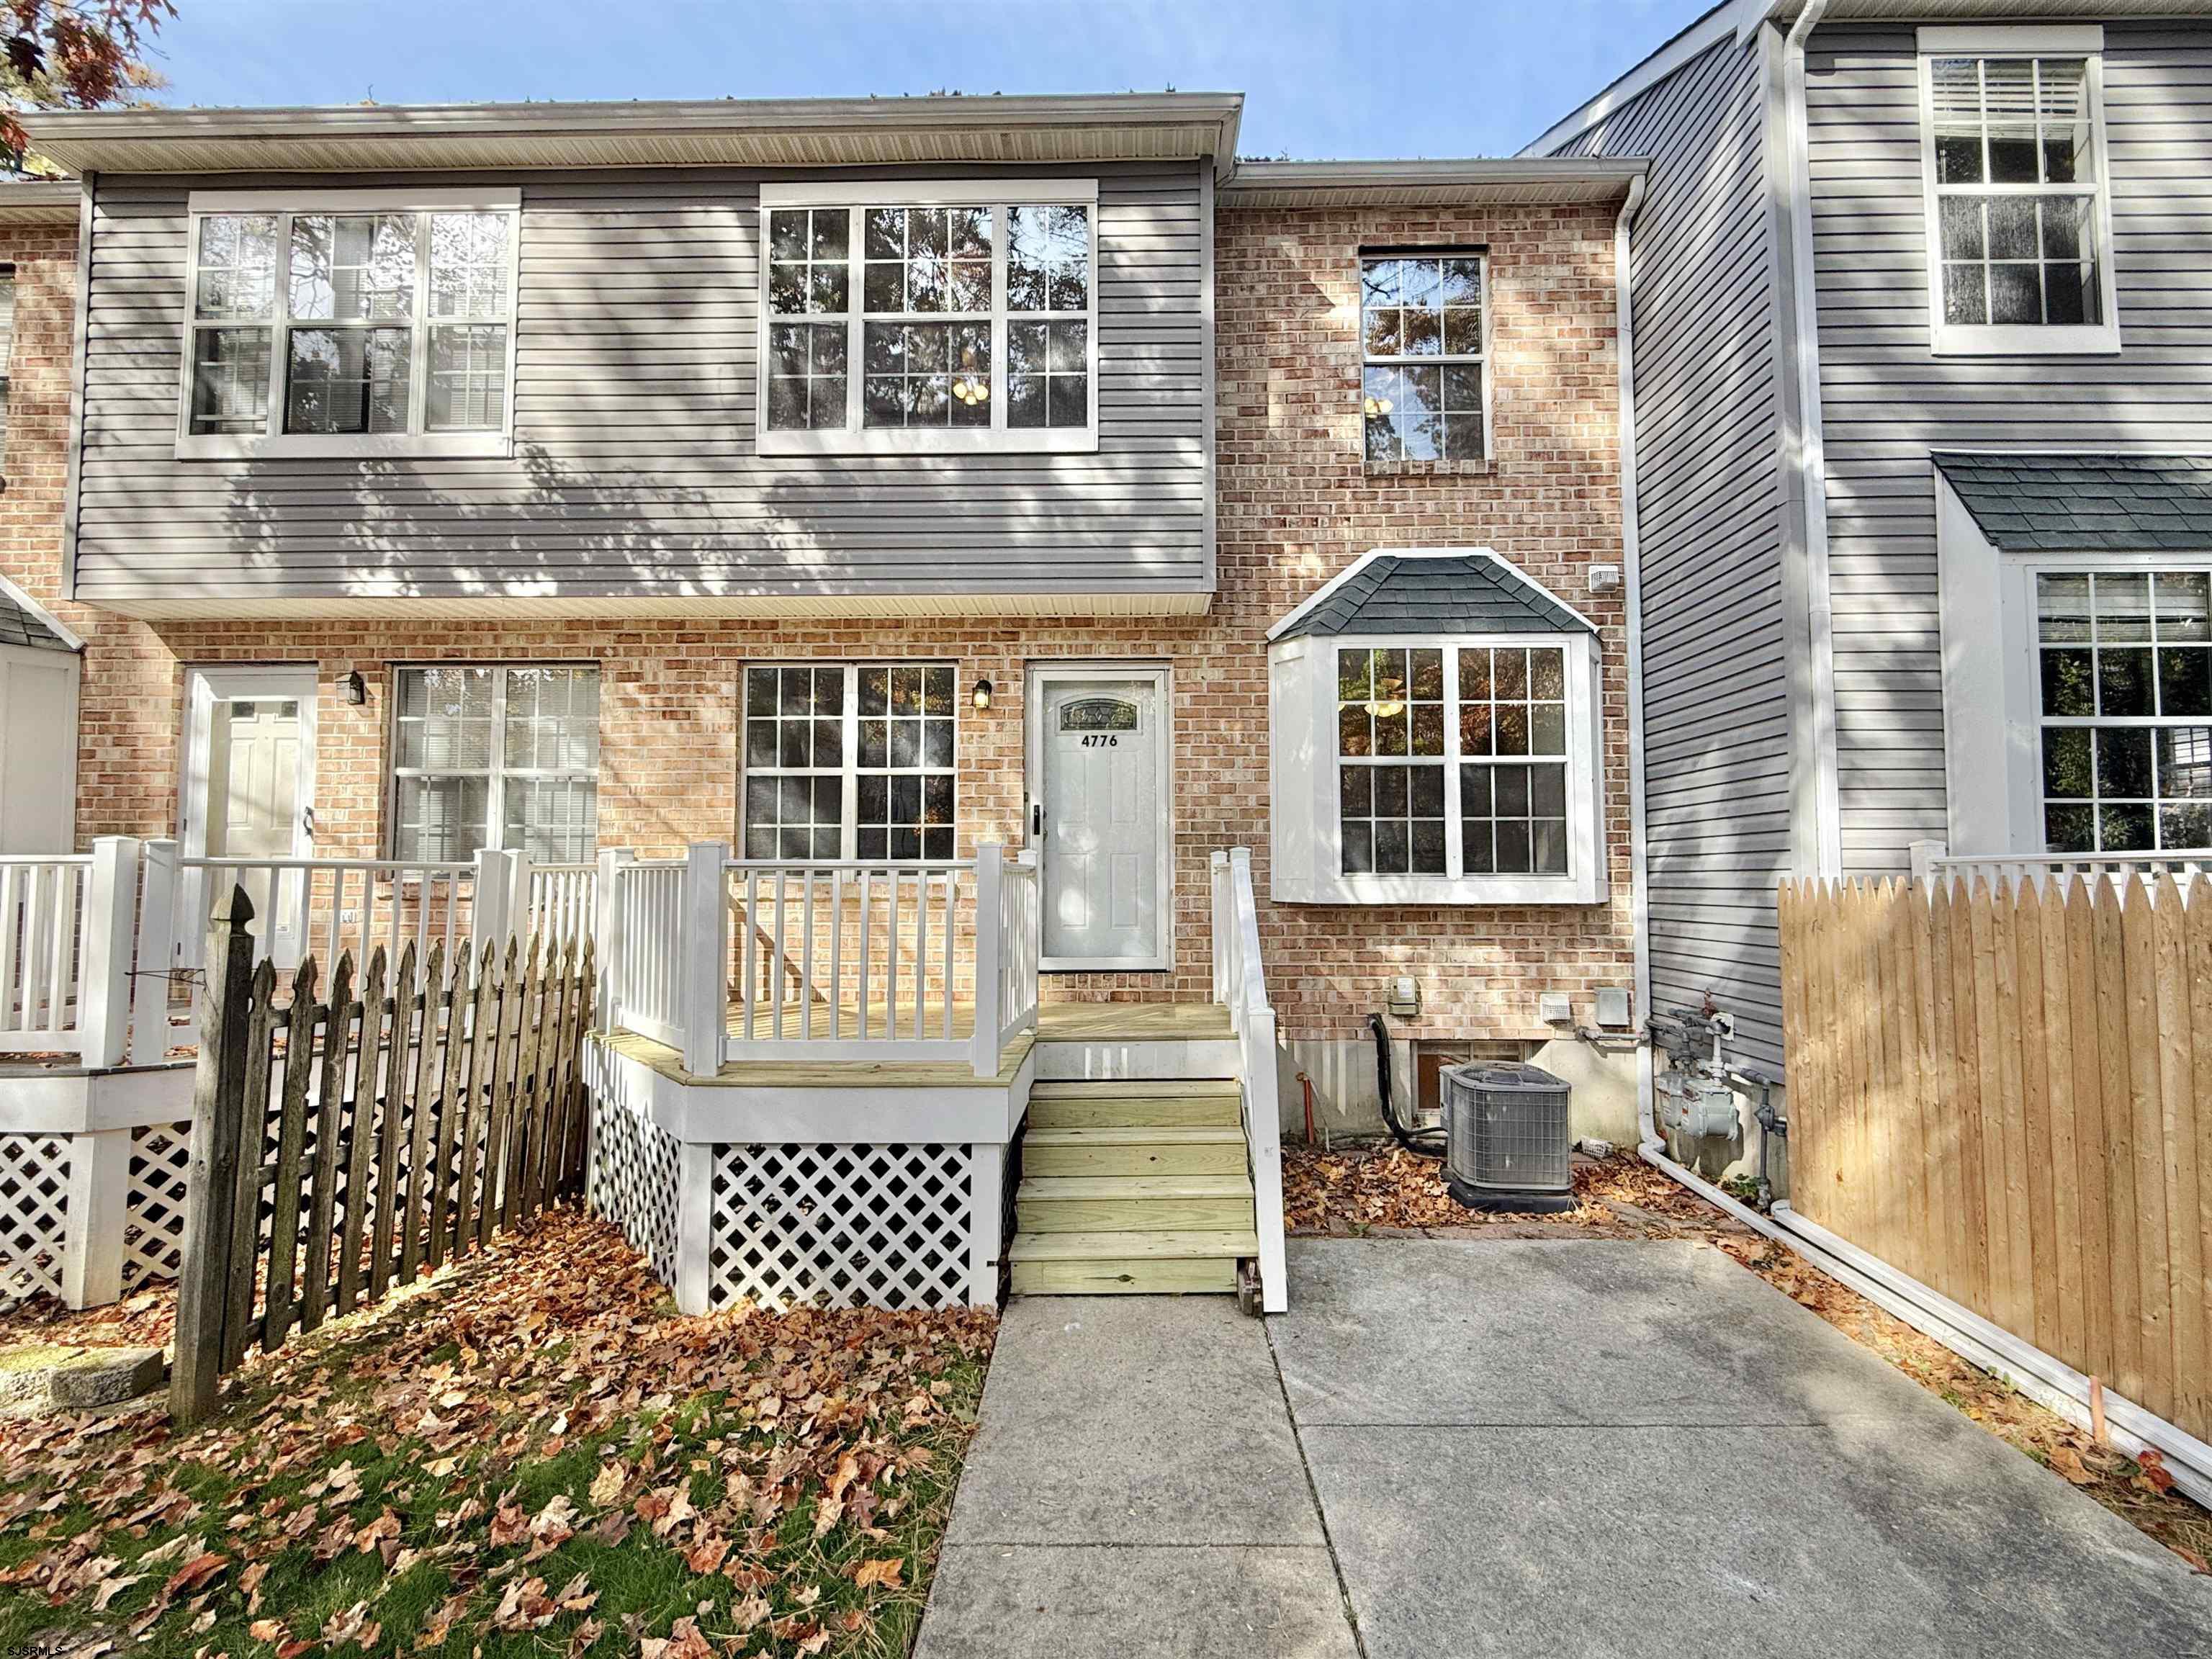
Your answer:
[53,194,1635,1047]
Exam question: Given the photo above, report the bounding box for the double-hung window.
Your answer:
[390,665,599,865]
[1360,251,1487,464]
[742,663,958,861]
[1919,27,2118,354]
[179,189,520,457]
[757,181,1097,455]
[2034,570,2211,854]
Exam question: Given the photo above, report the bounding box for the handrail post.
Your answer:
[595,847,633,1032]
[129,838,181,1066]
[78,836,139,1069]
[508,849,534,943]
[972,843,1004,1079]
[680,842,729,1076]
[1907,839,1945,889]
[473,848,515,948]
[1209,850,1230,1005]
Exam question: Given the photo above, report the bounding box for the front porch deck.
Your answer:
[607,1001,1233,1091]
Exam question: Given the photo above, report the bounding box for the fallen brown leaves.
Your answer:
[0,1209,997,1656]
[1285,1138,2211,1575]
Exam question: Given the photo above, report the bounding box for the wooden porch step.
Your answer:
[1007,1224,1255,1295]
[1015,1174,1256,1234]
[1026,1083,1242,1130]
[1010,1256,1239,1295]
[1020,1125,1249,1177]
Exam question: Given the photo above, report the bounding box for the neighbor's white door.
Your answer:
[1032,668,1170,970]
[181,666,317,967]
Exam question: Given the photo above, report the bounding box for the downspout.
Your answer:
[1784,0,1842,877]
[1609,172,1660,1154]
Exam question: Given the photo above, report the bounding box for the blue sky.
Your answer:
[143,0,1714,158]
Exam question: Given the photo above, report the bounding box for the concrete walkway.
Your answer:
[915,1238,2212,1659]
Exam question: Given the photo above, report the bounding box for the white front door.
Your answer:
[181,666,318,968]
[1031,666,1171,971]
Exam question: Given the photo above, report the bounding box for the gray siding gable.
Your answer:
[1274,554,1593,641]
[71,161,1210,613]
[1550,30,1797,1071]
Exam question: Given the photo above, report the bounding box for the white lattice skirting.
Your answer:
[122,1121,193,1292]
[588,1094,680,1288]
[707,1142,975,1311]
[0,1133,71,1300]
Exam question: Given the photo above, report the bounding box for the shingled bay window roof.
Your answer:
[1268,549,1595,642]
[1934,452,2212,552]
[0,576,79,653]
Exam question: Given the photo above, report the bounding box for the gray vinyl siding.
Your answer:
[1806,20,2212,876]
[71,162,1208,607]
[1555,35,1794,1069]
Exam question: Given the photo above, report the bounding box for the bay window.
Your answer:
[1270,555,1605,907]
[757,181,1097,454]
[180,189,520,457]
[742,663,958,861]
[1918,27,2117,354]
[390,665,599,865]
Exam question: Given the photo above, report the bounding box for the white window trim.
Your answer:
[1936,473,2211,857]
[754,177,1100,457]
[176,186,522,460]
[1915,25,2120,359]
[1269,629,1606,907]
[737,660,961,862]
[1358,248,1492,463]
[386,662,598,863]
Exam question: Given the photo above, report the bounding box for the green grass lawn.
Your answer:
[0,1212,996,1658]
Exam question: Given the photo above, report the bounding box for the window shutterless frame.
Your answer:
[737,662,961,860]
[1915,25,2120,357]
[755,179,1100,457]
[385,663,599,863]
[175,187,522,460]
[1358,247,1491,464]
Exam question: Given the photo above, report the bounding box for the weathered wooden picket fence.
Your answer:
[172,889,596,1425]
[1779,873,2211,1446]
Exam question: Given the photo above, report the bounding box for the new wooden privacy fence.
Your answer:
[1779,873,2211,1444]
[172,890,596,1425]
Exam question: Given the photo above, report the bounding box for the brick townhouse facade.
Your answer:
[12,102,1647,1136]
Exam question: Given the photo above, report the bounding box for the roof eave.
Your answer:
[0,179,84,223]
[26,91,1245,178]
[1220,157,1646,210]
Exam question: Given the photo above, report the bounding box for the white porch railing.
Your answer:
[597,841,1038,1079]
[1211,846,1287,1316]
[0,854,93,1054]
[528,863,598,950]
[1911,840,2209,899]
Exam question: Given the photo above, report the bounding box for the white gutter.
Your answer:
[1783,0,1843,876]
[1611,173,1658,1146]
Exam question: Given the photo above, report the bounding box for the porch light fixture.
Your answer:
[971,678,994,711]
[344,670,367,706]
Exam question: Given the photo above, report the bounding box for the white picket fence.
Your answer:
[599,842,1038,1077]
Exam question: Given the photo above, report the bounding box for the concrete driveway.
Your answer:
[915,1238,2212,1659]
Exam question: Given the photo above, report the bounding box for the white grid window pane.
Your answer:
[196,214,279,320]
[1336,648,1446,875]
[2036,571,2212,854]
[1007,204,1088,312]
[288,215,415,321]
[742,662,956,863]
[1362,253,1483,463]
[428,212,510,319]
[285,326,411,435]
[864,320,991,430]
[426,323,508,432]
[392,665,598,863]
[190,327,274,436]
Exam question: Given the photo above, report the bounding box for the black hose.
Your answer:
[1369,1011,1444,1157]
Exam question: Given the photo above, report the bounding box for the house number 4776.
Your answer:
[1079,734,1120,747]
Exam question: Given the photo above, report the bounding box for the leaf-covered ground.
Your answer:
[1284,1141,2212,1577]
[0,1211,996,1658]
